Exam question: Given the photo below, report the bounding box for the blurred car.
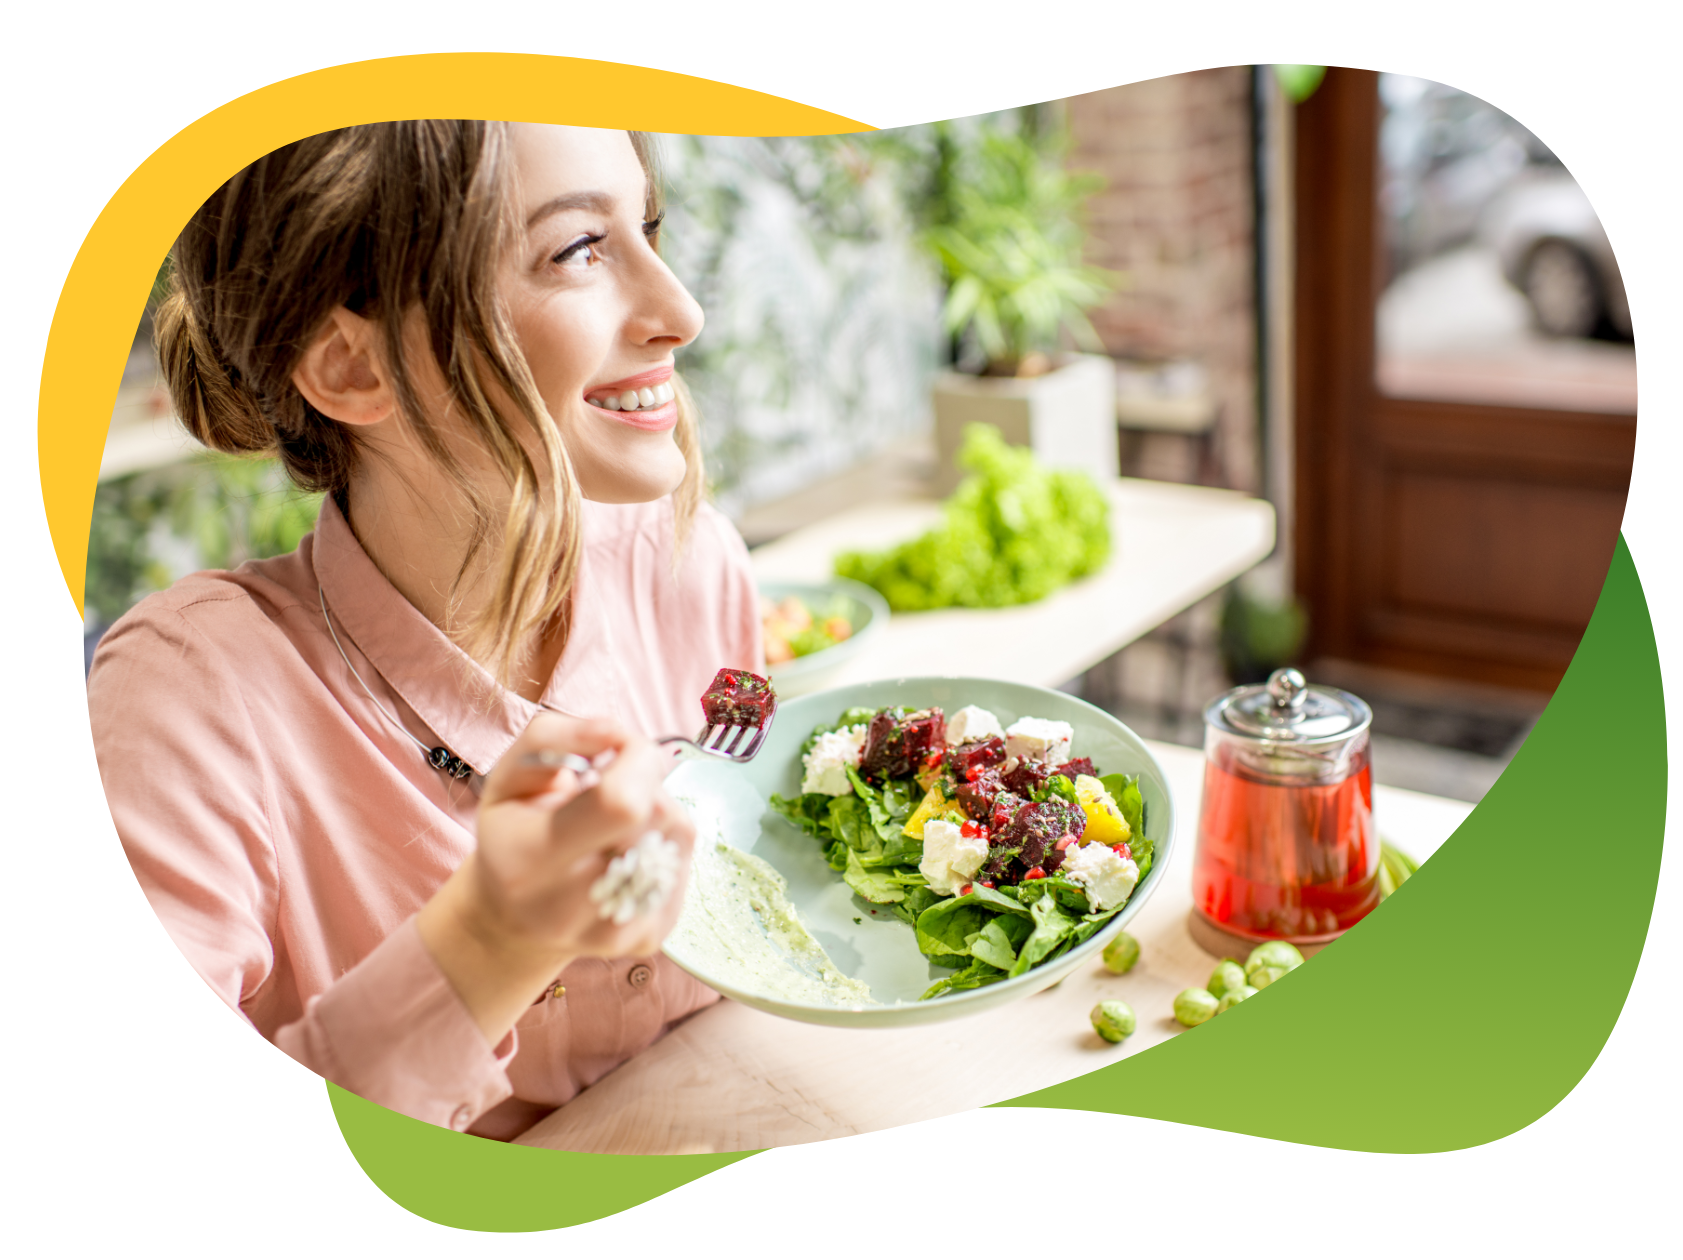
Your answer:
[1483,168,1631,340]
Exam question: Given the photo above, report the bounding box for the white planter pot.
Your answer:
[930,353,1119,494]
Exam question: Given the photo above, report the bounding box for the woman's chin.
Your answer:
[573,440,688,505]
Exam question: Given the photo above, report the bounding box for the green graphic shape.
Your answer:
[327,1084,759,1231]
[329,537,1663,1224]
[996,535,1666,1151]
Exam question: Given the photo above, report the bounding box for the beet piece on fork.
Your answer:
[663,668,779,763]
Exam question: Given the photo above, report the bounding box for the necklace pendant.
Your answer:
[428,746,473,780]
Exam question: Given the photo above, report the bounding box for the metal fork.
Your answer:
[522,706,777,775]
[657,705,778,765]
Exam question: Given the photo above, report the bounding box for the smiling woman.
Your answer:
[86,122,763,1141]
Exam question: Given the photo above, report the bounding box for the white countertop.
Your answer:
[750,477,1277,688]
[517,740,1473,1156]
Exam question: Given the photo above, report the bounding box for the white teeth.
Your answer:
[590,383,674,411]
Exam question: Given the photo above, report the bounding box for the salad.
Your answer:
[771,703,1151,1000]
[762,595,854,665]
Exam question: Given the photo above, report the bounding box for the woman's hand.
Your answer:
[416,713,693,1045]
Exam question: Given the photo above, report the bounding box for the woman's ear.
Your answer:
[292,308,395,427]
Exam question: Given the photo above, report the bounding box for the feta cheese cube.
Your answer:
[945,704,1006,747]
[1059,841,1140,912]
[1004,716,1073,766]
[919,818,989,896]
[800,726,868,796]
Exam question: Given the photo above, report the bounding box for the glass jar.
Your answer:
[1192,668,1379,944]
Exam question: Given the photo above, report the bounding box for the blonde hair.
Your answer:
[154,121,705,687]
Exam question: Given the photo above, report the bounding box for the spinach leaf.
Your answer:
[1009,892,1078,976]
[845,766,901,842]
[916,900,989,959]
[1033,774,1080,806]
[1005,874,1092,913]
[913,883,1033,960]
[891,885,940,926]
[881,778,920,822]
[826,795,874,851]
[769,791,835,841]
[920,958,1006,1001]
[1099,772,1153,877]
[844,850,906,904]
[824,840,850,872]
[969,918,1023,970]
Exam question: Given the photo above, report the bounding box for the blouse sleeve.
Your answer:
[87,596,514,1131]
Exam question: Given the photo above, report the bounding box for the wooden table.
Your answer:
[517,741,1473,1155]
[748,478,1277,688]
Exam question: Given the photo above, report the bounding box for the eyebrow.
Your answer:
[525,190,616,229]
[524,178,655,230]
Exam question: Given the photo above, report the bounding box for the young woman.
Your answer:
[86,122,763,1141]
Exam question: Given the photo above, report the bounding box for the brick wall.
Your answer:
[1064,68,1260,495]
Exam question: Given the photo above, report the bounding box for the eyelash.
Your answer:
[550,213,664,268]
[553,233,605,266]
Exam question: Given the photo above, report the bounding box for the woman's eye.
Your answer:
[642,211,666,241]
[553,233,605,268]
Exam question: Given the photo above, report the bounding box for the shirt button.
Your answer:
[627,964,653,989]
[450,1104,473,1131]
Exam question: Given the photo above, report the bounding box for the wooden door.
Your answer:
[1293,68,1637,694]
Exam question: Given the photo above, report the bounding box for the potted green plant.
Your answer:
[922,123,1121,493]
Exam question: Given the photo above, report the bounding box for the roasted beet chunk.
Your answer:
[945,735,1007,782]
[956,768,1007,821]
[859,707,946,781]
[1060,757,1098,781]
[700,668,776,729]
[1002,758,1052,797]
[988,799,1086,881]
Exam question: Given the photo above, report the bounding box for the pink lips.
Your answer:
[585,366,678,433]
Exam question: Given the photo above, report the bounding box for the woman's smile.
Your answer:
[584,364,678,431]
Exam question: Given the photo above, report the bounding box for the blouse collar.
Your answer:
[311,495,545,778]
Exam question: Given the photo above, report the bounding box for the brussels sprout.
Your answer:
[1090,1000,1137,1043]
[1248,964,1287,990]
[1215,984,1258,1013]
[1102,932,1141,975]
[1246,940,1304,974]
[1174,988,1219,1027]
[1208,959,1247,998]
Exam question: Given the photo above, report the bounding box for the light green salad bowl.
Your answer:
[664,676,1175,1028]
[758,577,890,698]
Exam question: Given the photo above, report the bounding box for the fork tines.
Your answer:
[697,721,768,759]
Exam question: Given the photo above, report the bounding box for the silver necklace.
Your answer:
[318,585,475,781]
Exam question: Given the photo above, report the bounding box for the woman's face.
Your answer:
[502,124,704,504]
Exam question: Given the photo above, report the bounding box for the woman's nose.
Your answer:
[627,251,705,350]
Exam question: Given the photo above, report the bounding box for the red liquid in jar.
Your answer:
[1193,752,1379,942]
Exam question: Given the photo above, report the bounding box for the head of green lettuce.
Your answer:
[834,424,1111,611]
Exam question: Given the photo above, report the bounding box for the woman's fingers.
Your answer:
[481,712,632,807]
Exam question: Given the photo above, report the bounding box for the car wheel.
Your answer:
[1523,239,1602,338]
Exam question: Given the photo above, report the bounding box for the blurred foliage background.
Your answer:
[86,108,1078,645]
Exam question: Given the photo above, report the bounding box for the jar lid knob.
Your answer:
[1266,667,1308,715]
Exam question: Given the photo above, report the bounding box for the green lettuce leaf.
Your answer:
[891,886,940,927]
[1099,771,1153,877]
[769,791,834,841]
[1009,892,1078,976]
[834,425,1112,612]
[844,850,907,904]
[921,958,1006,1001]
[1034,774,1079,806]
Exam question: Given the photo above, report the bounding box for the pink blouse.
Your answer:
[87,494,763,1140]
